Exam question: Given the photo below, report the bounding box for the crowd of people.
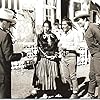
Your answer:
[31,18,80,99]
[31,11,100,99]
[0,8,100,99]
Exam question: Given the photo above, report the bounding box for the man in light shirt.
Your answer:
[58,17,80,99]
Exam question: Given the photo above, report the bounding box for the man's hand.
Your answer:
[21,51,27,57]
[46,55,56,60]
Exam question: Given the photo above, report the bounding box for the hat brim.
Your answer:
[0,18,16,25]
[74,14,90,21]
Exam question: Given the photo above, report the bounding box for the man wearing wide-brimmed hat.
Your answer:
[74,11,90,22]
[0,9,26,98]
[0,9,16,28]
[74,10,100,99]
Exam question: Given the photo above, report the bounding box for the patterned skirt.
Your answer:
[35,58,58,90]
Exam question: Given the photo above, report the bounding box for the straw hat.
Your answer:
[0,9,16,24]
[74,11,90,21]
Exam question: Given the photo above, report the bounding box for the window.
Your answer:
[17,0,19,10]
[54,9,56,20]
[1,0,20,10]
[53,0,57,7]
[44,0,56,23]
[74,2,81,17]
[5,0,8,8]
[11,0,14,9]
[0,0,2,8]
[45,9,51,21]
[46,0,48,5]
[45,0,51,5]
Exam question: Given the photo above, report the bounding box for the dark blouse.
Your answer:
[37,32,59,57]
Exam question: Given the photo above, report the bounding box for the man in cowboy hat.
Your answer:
[74,10,100,98]
[74,11,90,22]
[0,9,26,98]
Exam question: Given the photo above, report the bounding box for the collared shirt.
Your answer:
[58,28,80,52]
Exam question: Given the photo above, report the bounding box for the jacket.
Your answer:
[0,29,22,81]
[85,23,100,56]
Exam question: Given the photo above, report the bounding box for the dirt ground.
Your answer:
[11,68,35,98]
[11,64,93,99]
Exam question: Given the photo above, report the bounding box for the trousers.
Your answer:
[88,56,96,94]
[93,52,100,98]
[0,75,11,98]
[60,53,78,93]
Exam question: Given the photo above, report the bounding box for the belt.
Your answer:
[62,49,80,57]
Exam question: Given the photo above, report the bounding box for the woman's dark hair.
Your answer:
[43,20,52,30]
[62,17,72,28]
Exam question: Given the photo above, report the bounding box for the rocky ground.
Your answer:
[11,64,98,99]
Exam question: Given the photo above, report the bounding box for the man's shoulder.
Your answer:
[0,29,7,37]
[85,23,98,33]
[0,30,8,42]
[86,22,100,36]
[89,22,98,28]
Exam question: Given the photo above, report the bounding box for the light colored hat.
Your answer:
[0,9,16,24]
[74,11,90,21]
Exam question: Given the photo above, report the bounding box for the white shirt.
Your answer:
[58,28,80,52]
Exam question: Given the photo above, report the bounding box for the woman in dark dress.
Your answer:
[32,20,59,98]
